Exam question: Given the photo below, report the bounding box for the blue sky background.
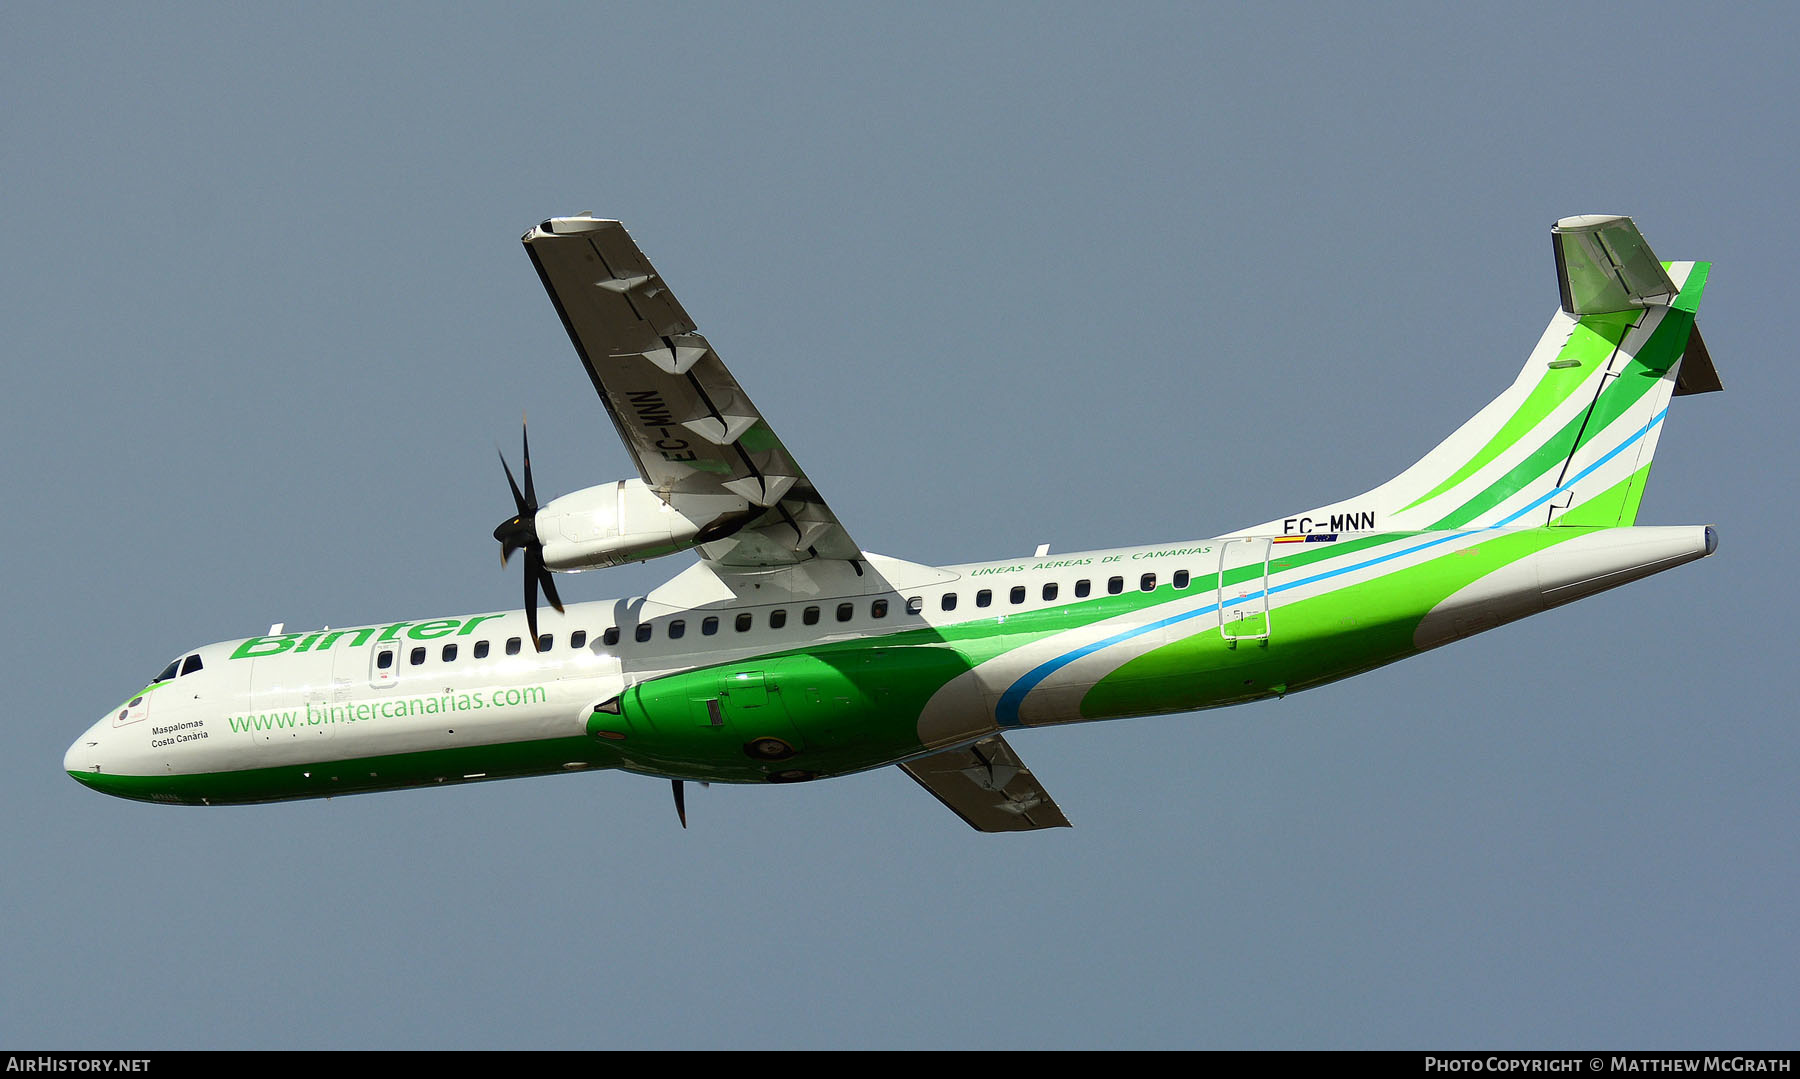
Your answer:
[4,2,1794,1049]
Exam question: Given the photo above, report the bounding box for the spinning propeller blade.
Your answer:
[492,418,563,652]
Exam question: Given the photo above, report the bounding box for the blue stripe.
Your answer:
[1489,407,1666,528]
[993,408,1668,727]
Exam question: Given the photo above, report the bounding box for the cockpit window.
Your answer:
[180,654,204,676]
[152,659,180,684]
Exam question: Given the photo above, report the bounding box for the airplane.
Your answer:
[64,213,1722,831]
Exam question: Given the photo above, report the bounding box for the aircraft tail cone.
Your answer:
[1415,526,1714,651]
[1534,525,1714,610]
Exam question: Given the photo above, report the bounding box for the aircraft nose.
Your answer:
[65,720,106,782]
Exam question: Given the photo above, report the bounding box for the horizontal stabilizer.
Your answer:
[1553,214,1677,314]
[1674,324,1723,396]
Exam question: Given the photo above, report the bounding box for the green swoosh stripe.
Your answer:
[1427,273,1703,530]
[1399,311,1636,513]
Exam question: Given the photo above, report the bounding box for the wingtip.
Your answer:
[531,215,621,238]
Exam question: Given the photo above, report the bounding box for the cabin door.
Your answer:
[1217,538,1272,641]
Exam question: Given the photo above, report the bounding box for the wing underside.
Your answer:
[523,216,861,567]
[900,735,1073,832]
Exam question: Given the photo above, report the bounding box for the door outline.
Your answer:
[1218,537,1272,642]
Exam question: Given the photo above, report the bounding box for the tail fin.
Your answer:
[1250,215,1718,537]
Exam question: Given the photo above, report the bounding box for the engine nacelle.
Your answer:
[536,480,753,571]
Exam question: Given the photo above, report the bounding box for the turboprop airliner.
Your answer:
[65,214,1722,831]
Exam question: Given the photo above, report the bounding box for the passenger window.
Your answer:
[702,617,719,636]
[1140,573,1156,592]
[538,634,554,650]
[474,640,490,659]
[1107,576,1124,595]
[1075,579,1091,598]
[1174,569,1190,589]
[603,627,620,647]
[802,606,820,626]
[871,598,888,618]
[770,609,788,629]
[409,647,426,666]
[836,602,854,622]
[635,624,652,643]
[906,597,923,615]
[736,612,753,632]
[376,649,394,670]
[570,630,587,649]
[1010,586,1026,604]
[976,589,992,608]
[442,643,457,662]
[668,621,685,640]
[506,637,522,656]
[180,654,203,676]
[941,593,958,612]
[1043,582,1058,602]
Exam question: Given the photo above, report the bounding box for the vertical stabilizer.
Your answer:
[1245,216,1717,536]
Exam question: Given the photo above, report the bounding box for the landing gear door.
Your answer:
[723,670,770,710]
[719,666,808,760]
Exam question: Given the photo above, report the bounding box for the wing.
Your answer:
[899,735,1073,832]
[522,216,862,568]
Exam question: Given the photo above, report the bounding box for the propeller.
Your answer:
[493,418,563,652]
[669,779,711,828]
